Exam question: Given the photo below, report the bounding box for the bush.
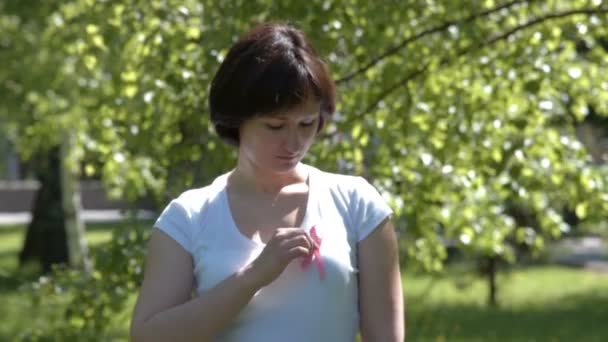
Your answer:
[20,221,149,341]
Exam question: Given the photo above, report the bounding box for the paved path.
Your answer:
[0,210,155,226]
[548,236,608,273]
[2,212,606,273]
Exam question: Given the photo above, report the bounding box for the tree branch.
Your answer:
[358,7,608,117]
[336,0,531,84]
[361,67,429,115]
[484,7,608,46]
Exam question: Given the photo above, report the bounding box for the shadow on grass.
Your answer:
[0,225,21,236]
[0,239,120,283]
[86,219,154,232]
[0,237,122,294]
[0,219,154,233]
[408,291,608,342]
[0,249,16,260]
[0,261,43,292]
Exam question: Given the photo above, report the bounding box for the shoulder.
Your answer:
[309,165,389,213]
[154,173,228,253]
[311,166,377,198]
[156,173,227,230]
[168,173,228,216]
[309,166,393,240]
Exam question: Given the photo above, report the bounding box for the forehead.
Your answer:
[263,99,321,119]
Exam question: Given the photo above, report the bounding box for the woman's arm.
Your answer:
[131,228,313,342]
[358,218,405,341]
[130,230,259,342]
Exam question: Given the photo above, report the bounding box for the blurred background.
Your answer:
[1,0,607,341]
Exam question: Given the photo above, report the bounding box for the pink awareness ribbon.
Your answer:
[301,225,325,280]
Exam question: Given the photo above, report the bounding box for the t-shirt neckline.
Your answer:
[220,165,316,248]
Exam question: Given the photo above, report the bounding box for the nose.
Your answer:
[283,126,302,154]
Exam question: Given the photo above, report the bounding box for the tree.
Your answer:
[2,1,608,328]
[0,1,92,272]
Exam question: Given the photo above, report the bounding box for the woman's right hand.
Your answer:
[245,228,314,288]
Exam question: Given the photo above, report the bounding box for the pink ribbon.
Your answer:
[301,225,325,280]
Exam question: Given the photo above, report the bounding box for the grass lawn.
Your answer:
[1,223,607,341]
[405,266,608,341]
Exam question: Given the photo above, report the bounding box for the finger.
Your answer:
[285,246,310,261]
[279,234,313,251]
[304,232,315,250]
[272,227,309,241]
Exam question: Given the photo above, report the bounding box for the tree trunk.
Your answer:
[61,134,91,272]
[486,256,498,307]
[19,146,68,273]
[18,136,90,273]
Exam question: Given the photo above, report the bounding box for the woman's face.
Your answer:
[238,99,321,174]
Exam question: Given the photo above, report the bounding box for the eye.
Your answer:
[266,124,283,130]
[300,120,316,127]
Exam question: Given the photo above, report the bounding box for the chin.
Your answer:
[270,159,301,173]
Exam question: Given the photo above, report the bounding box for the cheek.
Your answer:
[245,132,279,154]
[259,132,281,147]
[304,129,318,144]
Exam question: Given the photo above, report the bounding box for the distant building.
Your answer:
[0,132,21,180]
[577,113,608,164]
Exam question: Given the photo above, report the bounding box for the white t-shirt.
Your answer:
[154,164,393,342]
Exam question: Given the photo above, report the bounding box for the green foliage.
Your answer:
[19,221,148,341]
[2,0,608,337]
[3,0,608,265]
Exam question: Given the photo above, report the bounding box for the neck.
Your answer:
[230,160,308,195]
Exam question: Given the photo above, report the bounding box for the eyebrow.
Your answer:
[265,113,318,120]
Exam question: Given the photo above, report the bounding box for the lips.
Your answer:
[277,154,299,160]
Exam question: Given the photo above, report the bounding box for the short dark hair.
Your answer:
[208,22,336,146]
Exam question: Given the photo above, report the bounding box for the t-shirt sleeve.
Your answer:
[154,200,193,254]
[351,176,394,242]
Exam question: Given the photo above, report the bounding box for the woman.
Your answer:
[131,22,404,342]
